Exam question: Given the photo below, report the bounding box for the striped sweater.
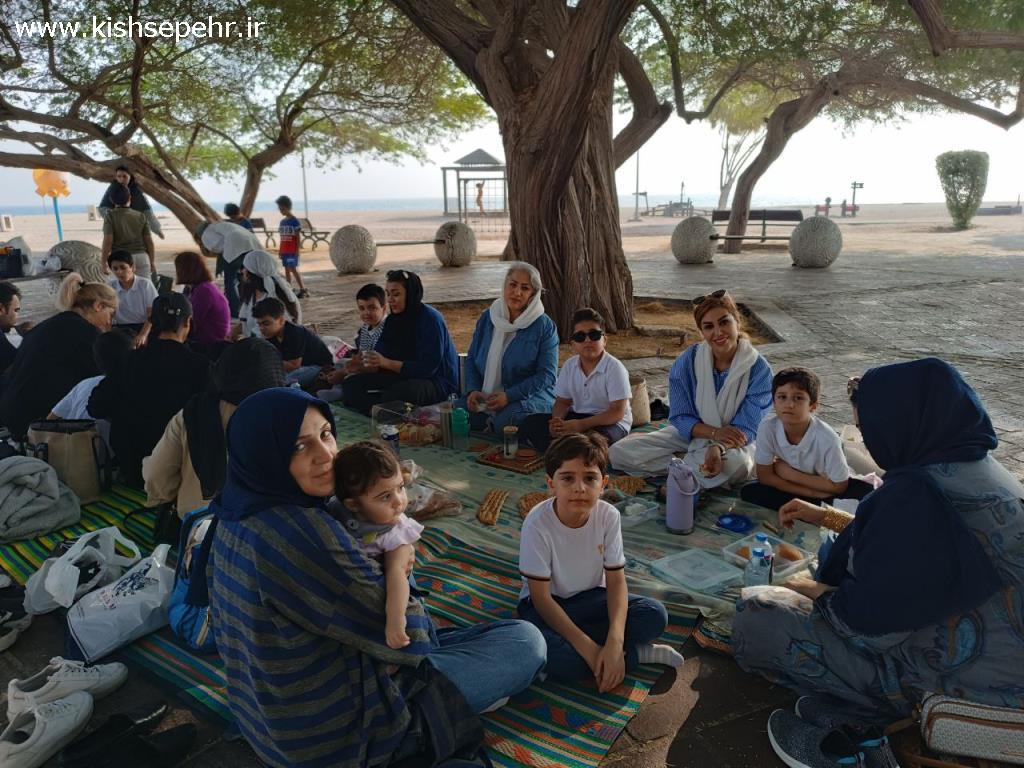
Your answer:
[209,505,487,767]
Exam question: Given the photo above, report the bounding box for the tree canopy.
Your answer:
[0,0,485,230]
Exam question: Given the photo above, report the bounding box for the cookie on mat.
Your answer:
[517,491,550,519]
[477,489,509,526]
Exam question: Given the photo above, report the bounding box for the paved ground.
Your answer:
[5,222,1022,767]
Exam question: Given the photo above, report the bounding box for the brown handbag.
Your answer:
[27,419,112,504]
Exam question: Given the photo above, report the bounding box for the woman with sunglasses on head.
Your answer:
[519,308,632,453]
[341,269,459,414]
[732,360,1024,762]
[460,262,558,432]
[608,290,772,486]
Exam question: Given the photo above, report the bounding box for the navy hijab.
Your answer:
[819,358,1002,635]
[376,270,425,362]
[210,387,336,522]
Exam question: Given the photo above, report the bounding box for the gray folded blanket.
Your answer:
[0,456,81,542]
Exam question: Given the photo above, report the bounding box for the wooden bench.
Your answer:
[248,217,277,249]
[299,218,331,250]
[711,208,803,242]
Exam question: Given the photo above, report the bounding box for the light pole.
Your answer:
[300,148,310,220]
[630,151,642,222]
[850,181,863,217]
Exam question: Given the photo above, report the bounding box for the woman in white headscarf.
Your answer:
[234,250,301,339]
[461,262,558,431]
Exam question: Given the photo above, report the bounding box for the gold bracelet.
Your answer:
[820,505,853,533]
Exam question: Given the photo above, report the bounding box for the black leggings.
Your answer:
[739,477,876,512]
[341,372,446,416]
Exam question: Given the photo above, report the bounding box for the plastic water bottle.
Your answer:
[744,547,770,586]
[451,407,470,451]
[666,457,699,535]
[754,533,775,581]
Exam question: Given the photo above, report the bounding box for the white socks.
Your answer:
[637,643,685,668]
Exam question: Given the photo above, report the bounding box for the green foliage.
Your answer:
[935,150,989,229]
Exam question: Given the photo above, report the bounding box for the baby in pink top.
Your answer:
[331,440,423,650]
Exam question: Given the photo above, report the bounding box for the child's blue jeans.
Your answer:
[518,587,668,681]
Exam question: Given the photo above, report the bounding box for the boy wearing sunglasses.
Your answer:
[520,308,632,453]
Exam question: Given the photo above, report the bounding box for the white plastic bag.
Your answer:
[66,544,174,663]
[24,527,141,614]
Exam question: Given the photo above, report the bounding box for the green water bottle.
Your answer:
[451,407,470,451]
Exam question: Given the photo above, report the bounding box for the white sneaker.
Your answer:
[0,609,31,652]
[0,691,93,768]
[6,657,127,719]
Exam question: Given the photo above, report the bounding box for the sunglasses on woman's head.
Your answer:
[386,270,408,281]
[692,289,728,306]
[570,329,604,343]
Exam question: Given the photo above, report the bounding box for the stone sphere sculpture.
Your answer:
[330,225,377,274]
[48,240,105,283]
[671,216,717,264]
[434,221,476,267]
[789,216,843,268]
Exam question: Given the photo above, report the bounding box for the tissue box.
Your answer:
[370,401,442,446]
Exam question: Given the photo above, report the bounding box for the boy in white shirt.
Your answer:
[740,367,874,511]
[518,433,683,690]
[520,308,632,453]
[106,250,156,348]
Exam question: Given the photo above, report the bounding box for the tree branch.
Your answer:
[907,0,1024,55]
[613,41,672,167]
[888,74,1024,129]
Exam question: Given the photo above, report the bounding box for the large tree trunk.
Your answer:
[723,80,836,254]
[502,95,632,335]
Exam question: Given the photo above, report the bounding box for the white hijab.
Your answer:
[481,290,545,395]
[238,250,301,334]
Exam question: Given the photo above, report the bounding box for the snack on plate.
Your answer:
[737,545,750,561]
[516,448,538,460]
[609,476,646,496]
[477,489,509,525]
[518,491,550,519]
[777,543,802,562]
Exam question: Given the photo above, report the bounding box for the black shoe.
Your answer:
[60,704,170,767]
[649,398,670,421]
[296,289,310,299]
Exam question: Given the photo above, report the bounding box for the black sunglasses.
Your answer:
[692,289,728,306]
[570,329,604,343]
[386,270,409,281]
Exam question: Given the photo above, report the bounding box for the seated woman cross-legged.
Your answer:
[733,359,1024,760]
[519,308,632,454]
[342,269,459,414]
[208,388,546,768]
[461,262,558,432]
[608,290,772,485]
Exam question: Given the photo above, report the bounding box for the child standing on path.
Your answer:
[518,433,683,690]
[739,367,875,511]
[275,195,308,298]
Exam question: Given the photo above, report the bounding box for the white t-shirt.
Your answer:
[109,276,158,325]
[201,221,261,265]
[518,498,626,600]
[51,375,104,419]
[754,414,851,483]
[554,352,633,433]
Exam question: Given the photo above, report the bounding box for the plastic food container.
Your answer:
[721,533,814,582]
[613,497,660,529]
[651,549,743,593]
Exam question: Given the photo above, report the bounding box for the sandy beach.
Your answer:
[3,201,1022,277]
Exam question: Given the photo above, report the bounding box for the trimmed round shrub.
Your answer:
[671,217,717,264]
[434,221,476,267]
[48,240,105,283]
[330,225,376,274]
[789,217,842,268]
[936,150,989,230]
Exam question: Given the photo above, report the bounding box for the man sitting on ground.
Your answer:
[252,297,332,389]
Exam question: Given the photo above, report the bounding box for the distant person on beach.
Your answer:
[223,203,254,231]
[98,164,164,239]
[461,262,557,433]
[341,269,458,414]
[174,250,230,353]
[253,297,332,389]
[275,195,308,299]
[0,282,22,378]
[106,250,156,347]
[235,250,301,340]
[197,219,262,319]
[102,184,156,280]
[475,182,485,215]
[608,290,772,485]
[317,283,388,402]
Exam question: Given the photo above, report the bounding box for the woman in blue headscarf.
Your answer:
[732,358,1024,720]
[207,387,545,768]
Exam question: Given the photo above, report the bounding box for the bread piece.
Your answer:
[777,543,802,562]
[518,491,551,519]
[477,489,509,526]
